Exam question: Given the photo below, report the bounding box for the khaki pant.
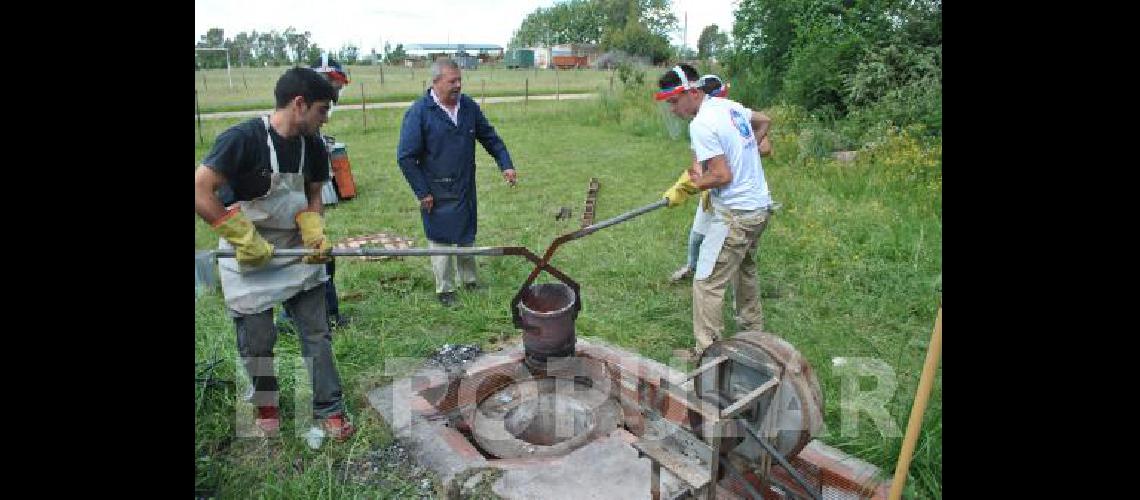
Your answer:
[429,240,478,293]
[692,210,770,351]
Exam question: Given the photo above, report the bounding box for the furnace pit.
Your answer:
[367,337,890,499]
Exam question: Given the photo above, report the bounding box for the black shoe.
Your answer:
[462,282,484,291]
[437,291,459,308]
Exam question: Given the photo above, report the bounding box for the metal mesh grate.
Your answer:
[717,451,886,500]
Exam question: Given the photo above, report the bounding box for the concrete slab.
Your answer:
[492,436,650,500]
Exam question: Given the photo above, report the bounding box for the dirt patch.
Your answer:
[449,467,505,499]
[425,343,483,371]
[337,442,438,497]
[486,333,522,353]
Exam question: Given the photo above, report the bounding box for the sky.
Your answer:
[194,0,739,55]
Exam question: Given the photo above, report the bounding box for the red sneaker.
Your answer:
[321,413,356,442]
[255,406,280,437]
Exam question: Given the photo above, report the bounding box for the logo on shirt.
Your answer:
[729,109,752,139]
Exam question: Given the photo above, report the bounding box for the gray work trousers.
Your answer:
[230,284,345,419]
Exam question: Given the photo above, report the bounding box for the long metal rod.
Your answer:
[571,198,668,239]
[720,378,778,419]
[741,422,822,500]
[212,247,508,258]
[705,418,722,500]
[683,355,728,383]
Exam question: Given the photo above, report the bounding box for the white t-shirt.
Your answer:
[689,96,772,211]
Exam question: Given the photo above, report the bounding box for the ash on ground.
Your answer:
[425,343,483,371]
[337,442,437,498]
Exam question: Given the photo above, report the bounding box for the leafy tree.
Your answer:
[283,27,314,63]
[631,0,677,40]
[697,24,729,60]
[339,44,359,64]
[304,45,324,65]
[601,18,672,63]
[385,43,407,64]
[510,0,676,62]
[258,30,288,66]
[725,0,941,132]
[196,28,227,68]
[511,0,605,47]
[230,32,253,67]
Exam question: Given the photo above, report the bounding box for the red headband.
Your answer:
[654,65,696,101]
[654,85,689,101]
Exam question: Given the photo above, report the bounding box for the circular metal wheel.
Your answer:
[695,331,824,462]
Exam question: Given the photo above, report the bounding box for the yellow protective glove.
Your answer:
[295,210,332,264]
[700,191,713,213]
[212,208,275,268]
[662,169,700,208]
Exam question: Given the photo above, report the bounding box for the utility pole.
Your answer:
[684,12,688,56]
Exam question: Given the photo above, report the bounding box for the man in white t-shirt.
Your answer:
[658,63,774,353]
[669,73,764,283]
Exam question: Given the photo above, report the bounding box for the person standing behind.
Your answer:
[277,54,353,332]
[193,67,355,440]
[397,58,518,308]
[658,64,774,354]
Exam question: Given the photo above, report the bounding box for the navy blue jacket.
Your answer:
[397,90,514,244]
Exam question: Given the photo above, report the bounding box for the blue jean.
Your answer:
[687,230,705,268]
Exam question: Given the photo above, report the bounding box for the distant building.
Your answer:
[528,44,599,69]
[403,44,505,68]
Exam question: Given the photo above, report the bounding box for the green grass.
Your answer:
[195,64,620,113]
[195,87,942,498]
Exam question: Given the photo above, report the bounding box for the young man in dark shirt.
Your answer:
[276,55,354,332]
[193,67,355,441]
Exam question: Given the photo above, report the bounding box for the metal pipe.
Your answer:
[572,198,668,239]
[741,422,822,500]
[212,247,508,258]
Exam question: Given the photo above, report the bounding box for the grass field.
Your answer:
[194,82,942,498]
[195,64,618,113]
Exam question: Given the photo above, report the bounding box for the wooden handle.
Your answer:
[889,307,942,500]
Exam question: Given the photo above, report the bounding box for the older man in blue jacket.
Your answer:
[397,58,517,308]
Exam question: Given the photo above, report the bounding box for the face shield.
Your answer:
[654,70,693,139]
[657,99,687,139]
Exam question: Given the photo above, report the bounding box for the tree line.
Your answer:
[195,0,941,136]
[194,27,379,69]
[726,0,942,134]
[509,0,681,64]
[509,0,940,134]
